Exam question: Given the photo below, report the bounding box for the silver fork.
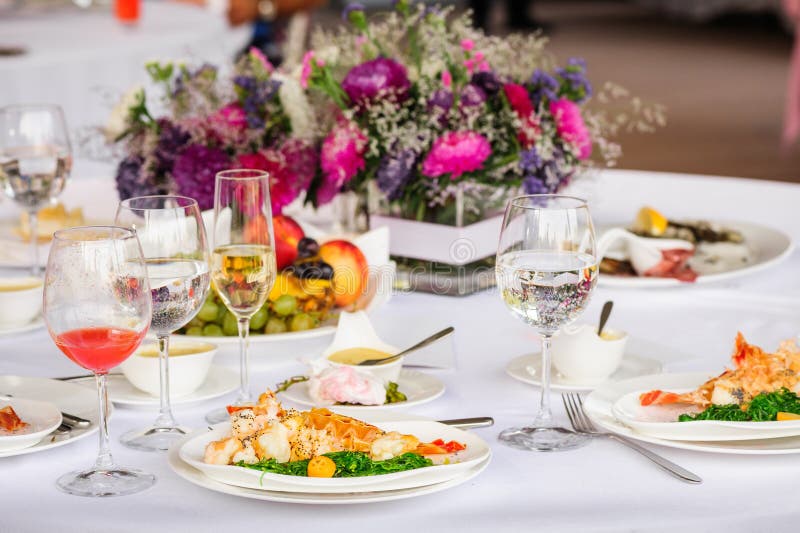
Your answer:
[562,393,702,484]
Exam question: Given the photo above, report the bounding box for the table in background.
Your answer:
[0,168,799,532]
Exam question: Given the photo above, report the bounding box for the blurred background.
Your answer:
[1,0,798,182]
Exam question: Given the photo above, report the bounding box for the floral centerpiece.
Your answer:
[112,48,317,214]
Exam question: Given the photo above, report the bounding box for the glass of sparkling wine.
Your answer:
[205,169,276,424]
[115,196,210,451]
[495,195,598,452]
[43,226,154,496]
[0,104,72,277]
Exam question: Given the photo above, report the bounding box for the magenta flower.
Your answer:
[248,47,274,73]
[422,131,492,179]
[550,98,592,160]
[211,103,248,132]
[318,120,367,204]
[172,144,231,210]
[301,51,322,89]
[342,57,410,106]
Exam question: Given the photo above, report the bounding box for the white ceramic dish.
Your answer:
[0,277,43,329]
[179,418,490,492]
[322,311,402,384]
[0,397,61,452]
[584,372,800,454]
[279,369,446,410]
[506,352,662,392]
[168,437,490,504]
[598,220,793,288]
[120,340,218,397]
[0,316,45,337]
[0,375,101,457]
[72,366,238,408]
[551,325,628,382]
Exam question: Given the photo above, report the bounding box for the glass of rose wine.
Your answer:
[205,170,276,425]
[0,104,72,277]
[116,196,210,452]
[43,226,154,496]
[495,195,598,452]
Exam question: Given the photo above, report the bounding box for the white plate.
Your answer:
[177,417,490,493]
[0,397,62,452]
[598,220,793,288]
[174,324,337,345]
[0,316,45,337]
[71,366,238,408]
[0,375,101,457]
[609,374,800,441]
[279,369,446,410]
[506,352,662,392]
[584,373,800,454]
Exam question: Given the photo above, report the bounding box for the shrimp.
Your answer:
[203,437,243,465]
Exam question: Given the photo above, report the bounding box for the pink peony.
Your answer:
[503,83,540,148]
[300,51,322,89]
[212,103,248,132]
[318,120,367,204]
[441,70,453,88]
[550,98,592,160]
[422,131,492,179]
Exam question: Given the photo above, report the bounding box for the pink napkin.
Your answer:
[784,0,800,147]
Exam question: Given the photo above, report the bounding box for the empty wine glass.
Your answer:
[205,170,277,425]
[44,226,154,496]
[0,104,72,276]
[116,196,210,452]
[495,195,598,451]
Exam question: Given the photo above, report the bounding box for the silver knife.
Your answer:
[438,417,494,429]
[2,392,91,428]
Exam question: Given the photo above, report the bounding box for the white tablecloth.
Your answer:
[1,168,799,532]
[0,3,248,129]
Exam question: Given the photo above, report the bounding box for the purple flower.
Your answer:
[116,156,169,201]
[428,89,453,125]
[529,69,559,106]
[519,147,543,173]
[154,119,190,172]
[342,58,410,106]
[172,145,231,210]
[522,147,571,194]
[377,149,417,201]
[471,71,501,96]
[460,83,486,107]
[555,57,592,103]
[522,175,548,194]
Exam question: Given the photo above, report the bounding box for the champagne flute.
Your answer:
[44,226,154,496]
[116,196,210,452]
[495,195,598,451]
[0,104,72,276]
[205,170,276,424]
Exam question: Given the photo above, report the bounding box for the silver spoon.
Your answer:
[358,327,455,366]
[597,301,614,337]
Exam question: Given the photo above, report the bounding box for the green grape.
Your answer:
[197,299,219,322]
[185,326,204,337]
[265,317,288,334]
[250,308,268,331]
[187,317,205,328]
[222,312,239,336]
[202,323,224,336]
[272,294,298,317]
[215,300,229,323]
[289,313,316,332]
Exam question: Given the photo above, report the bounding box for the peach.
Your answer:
[273,215,304,270]
[318,240,368,309]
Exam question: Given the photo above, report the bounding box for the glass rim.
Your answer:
[119,195,199,210]
[52,225,138,242]
[216,169,270,181]
[509,194,589,210]
[0,103,66,115]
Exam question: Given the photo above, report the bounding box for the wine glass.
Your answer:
[495,195,598,452]
[115,196,210,451]
[43,226,154,496]
[0,104,72,276]
[205,169,276,424]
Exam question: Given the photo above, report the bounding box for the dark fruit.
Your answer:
[297,237,320,259]
[288,260,334,280]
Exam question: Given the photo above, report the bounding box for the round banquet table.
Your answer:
[1,166,799,532]
[0,3,249,130]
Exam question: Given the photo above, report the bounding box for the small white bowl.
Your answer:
[0,277,43,329]
[551,324,628,383]
[119,340,217,397]
[321,311,401,384]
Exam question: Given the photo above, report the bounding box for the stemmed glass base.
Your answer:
[499,426,589,452]
[120,425,190,452]
[56,466,155,498]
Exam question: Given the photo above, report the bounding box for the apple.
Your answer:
[273,215,304,270]
[318,240,368,308]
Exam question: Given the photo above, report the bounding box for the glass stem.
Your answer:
[534,334,554,427]
[153,334,177,428]
[235,317,251,404]
[94,372,114,470]
[29,209,39,277]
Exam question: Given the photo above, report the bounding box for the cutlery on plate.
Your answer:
[597,301,614,336]
[1,392,91,429]
[358,326,455,366]
[55,372,123,381]
[438,417,494,429]
[561,393,702,484]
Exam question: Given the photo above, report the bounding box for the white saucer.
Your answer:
[506,352,663,392]
[0,397,62,452]
[279,369,445,410]
[0,316,45,337]
[73,365,238,408]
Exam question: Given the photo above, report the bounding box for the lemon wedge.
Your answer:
[633,206,669,237]
[776,412,800,421]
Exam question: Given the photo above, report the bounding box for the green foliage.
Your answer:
[678,389,800,422]
[237,451,432,479]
